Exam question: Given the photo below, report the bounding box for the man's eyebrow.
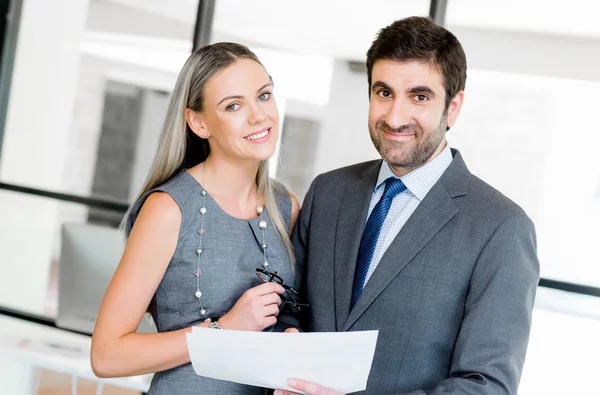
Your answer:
[407,86,436,97]
[371,81,394,93]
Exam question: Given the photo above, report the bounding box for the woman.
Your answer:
[91,42,300,394]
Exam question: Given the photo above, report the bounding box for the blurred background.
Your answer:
[0,0,598,394]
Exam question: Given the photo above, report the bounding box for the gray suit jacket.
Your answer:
[292,149,539,394]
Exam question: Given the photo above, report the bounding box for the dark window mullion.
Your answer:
[429,0,448,27]
[0,182,129,213]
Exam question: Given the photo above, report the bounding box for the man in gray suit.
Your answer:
[276,16,539,395]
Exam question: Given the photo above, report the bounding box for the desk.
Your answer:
[0,314,151,394]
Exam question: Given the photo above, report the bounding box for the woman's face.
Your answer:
[191,58,279,163]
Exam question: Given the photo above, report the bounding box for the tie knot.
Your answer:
[383,177,406,199]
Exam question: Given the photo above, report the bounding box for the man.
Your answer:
[276,16,539,395]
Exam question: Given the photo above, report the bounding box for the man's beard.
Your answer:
[369,112,447,171]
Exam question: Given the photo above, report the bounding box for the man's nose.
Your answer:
[385,98,411,130]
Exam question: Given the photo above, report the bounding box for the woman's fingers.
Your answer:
[261,292,282,307]
[264,303,280,317]
[253,282,284,296]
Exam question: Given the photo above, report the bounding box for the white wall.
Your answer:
[87,0,194,40]
[129,89,169,200]
[313,60,379,175]
[445,70,553,222]
[453,25,600,82]
[448,72,600,289]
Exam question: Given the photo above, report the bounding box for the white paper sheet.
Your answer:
[186,327,378,394]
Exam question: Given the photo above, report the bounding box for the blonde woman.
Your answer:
[91,42,300,395]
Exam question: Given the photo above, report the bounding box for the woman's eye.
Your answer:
[226,103,240,112]
[258,92,271,101]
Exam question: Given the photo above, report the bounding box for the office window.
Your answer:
[0,0,197,199]
[0,0,198,318]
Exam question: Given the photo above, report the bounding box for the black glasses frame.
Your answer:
[255,268,309,312]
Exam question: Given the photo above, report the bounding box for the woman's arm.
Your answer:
[91,192,210,378]
[91,192,285,377]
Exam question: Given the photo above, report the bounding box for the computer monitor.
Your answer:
[56,223,156,335]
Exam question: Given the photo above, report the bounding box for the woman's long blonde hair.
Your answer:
[126,42,294,263]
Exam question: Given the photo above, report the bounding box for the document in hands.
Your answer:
[186,327,378,394]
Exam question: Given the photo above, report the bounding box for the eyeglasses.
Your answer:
[255,268,309,312]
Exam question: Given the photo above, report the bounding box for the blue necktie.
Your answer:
[351,177,406,309]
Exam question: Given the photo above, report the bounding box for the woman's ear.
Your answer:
[186,108,210,139]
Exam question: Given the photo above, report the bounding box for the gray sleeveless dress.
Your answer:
[126,170,298,395]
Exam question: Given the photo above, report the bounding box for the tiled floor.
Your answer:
[38,369,140,395]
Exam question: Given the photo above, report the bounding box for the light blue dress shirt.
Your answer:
[363,144,453,285]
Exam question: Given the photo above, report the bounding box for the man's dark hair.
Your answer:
[366,16,467,109]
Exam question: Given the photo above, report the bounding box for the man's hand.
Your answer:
[274,379,345,395]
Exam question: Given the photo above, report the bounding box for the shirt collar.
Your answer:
[375,144,453,201]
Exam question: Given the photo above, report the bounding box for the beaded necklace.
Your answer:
[193,189,269,319]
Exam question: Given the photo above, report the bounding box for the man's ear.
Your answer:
[186,108,209,138]
[446,91,464,131]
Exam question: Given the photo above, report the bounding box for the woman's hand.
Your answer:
[219,282,284,331]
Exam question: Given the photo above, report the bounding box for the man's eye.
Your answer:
[415,94,429,102]
[377,90,391,98]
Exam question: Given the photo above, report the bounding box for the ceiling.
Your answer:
[97,0,600,62]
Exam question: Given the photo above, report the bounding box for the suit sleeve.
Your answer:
[399,213,540,395]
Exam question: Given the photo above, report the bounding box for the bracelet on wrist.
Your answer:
[204,317,224,330]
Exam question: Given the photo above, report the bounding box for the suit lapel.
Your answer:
[334,161,381,331]
[341,149,470,331]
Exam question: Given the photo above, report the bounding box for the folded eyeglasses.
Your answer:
[255,268,309,312]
